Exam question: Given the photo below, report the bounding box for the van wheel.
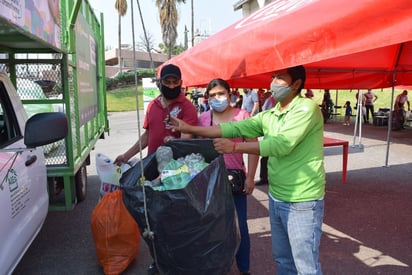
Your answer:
[75,165,87,202]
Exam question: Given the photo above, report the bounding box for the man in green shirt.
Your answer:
[170,65,325,274]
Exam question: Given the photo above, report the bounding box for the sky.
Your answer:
[87,0,243,49]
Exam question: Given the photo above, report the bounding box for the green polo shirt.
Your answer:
[220,96,325,202]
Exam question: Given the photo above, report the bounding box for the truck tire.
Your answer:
[75,164,87,202]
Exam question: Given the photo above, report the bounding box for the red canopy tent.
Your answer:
[162,0,412,89]
[159,0,412,167]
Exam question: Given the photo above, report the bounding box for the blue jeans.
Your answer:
[269,195,324,275]
[365,104,374,121]
[234,193,250,272]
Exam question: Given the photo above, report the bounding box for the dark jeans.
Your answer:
[233,193,250,272]
[365,104,374,121]
[259,157,268,181]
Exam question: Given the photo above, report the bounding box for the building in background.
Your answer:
[104,44,169,77]
[233,0,271,16]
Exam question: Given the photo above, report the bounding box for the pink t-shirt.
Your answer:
[198,108,250,170]
[144,93,198,154]
[364,91,376,105]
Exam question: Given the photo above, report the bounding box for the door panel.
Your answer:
[0,80,49,275]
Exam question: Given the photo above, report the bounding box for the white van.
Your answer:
[0,72,67,275]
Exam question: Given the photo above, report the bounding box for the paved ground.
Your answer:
[14,111,412,275]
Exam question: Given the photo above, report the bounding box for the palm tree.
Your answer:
[115,0,128,73]
[156,0,186,59]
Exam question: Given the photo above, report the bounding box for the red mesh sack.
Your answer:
[91,190,140,275]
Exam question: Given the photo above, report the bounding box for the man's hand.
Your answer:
[213,138,235,154]
[114,154,127,165]
[163,135,174,143]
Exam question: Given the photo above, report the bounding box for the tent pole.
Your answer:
[385,77,396,167]
[385,43,403,167]
[335,89,338,107]
[352,90,359,145]
[352,89,363,148]
[358,90,363,146]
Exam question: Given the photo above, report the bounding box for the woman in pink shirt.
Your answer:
[198,78,259,275]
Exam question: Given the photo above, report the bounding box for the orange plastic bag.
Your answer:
[91,190,140,275]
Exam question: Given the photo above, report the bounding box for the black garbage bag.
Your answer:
[121,139,239,275]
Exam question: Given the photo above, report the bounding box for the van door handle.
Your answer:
[25,155,37,166]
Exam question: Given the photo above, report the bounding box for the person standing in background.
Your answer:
[201,92,209,113]
[364,89,378,123]
[241,88,259,116]
[305,89,314,99]
[321,89,334,123]
[394,90,410,112]
[261,90,277,111]
[394,90,410,129]
[235,94,243,109]
[257,88,266,112]
[343,101,352,126]
[230,88,240,107]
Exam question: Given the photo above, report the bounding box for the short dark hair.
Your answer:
[205,78,231,96]
[287,65,306,93]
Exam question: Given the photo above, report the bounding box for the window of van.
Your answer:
[0,82,21,147]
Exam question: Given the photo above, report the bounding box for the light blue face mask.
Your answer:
[271,82,292,102]
[209,97,228,112]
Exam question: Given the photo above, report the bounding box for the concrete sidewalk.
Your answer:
[14,111,412,275]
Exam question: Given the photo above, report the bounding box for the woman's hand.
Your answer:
[243,176,255,195]
[169,116,189,133]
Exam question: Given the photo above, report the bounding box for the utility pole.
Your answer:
[191,0,194,47]
[184,25,189,50]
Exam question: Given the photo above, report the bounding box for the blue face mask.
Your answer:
[209,97,228,112]
[270,82,292,102]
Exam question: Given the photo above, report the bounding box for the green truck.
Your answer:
[0,0,109,211]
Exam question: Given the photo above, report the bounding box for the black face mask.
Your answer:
[161,85,181,100]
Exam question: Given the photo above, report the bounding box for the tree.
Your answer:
[115,0,128,73]
[136,0,155,69]
[158,42,186,56]
[156,0,186,59]
[137,32,156,52]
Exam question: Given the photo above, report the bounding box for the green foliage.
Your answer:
[158,43,186,55]
[106,85,144,112]
[105,77,117,90]
[105,68,156,90]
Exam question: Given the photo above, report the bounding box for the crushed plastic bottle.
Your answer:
[156,146,174,173]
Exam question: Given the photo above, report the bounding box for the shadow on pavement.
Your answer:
[322,164,412,274]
